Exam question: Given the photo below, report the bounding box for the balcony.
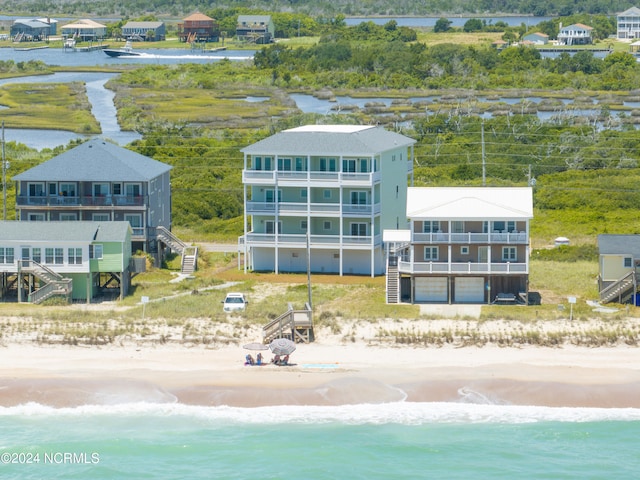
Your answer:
[398,260,527,274]
[16,195,148,208]
[241,233,381,248]
[243,170,381,186]
[245,201,381,216]
[412,231,528,244]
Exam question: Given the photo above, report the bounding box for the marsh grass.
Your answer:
[0,82,101,133]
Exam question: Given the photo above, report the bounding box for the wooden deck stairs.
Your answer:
[386,255,400,304]
[600,271,639,304]
[263,303,314,344]
[18,260,73,304]
[156,226,198,275]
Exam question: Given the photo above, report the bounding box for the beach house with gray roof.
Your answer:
[0,221,135,303]
[598,234,640,304]
[240,125,416,276]
[617,7,640,39]
[236,15,274,43]
[13,139,172,255]
[122,21,166,41]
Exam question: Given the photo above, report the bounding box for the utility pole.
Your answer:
[481,120,486,186]
[2,121,6,220]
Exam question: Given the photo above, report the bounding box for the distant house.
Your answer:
[557,23,593,46]
[385,187,533,305]
[0,221,136,303]
[617,7,640,40]
[597,234,640,304]
[61,19,107,41]
[236,15,275,44]
[522,32,549,45]
[10,19,51,41]
[121,21,166,41]
[177,13,219,42]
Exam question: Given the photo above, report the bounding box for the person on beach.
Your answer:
[256,353,263,365]
[281,355,289,366]
[245,354,255,366]
[271,354,280,365]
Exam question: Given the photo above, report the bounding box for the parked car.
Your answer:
[222,292,248,312]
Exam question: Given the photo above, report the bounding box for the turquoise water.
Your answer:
[1,403,639,479]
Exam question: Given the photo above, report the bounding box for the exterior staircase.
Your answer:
[600,271,639,304]
[386,255,399,304]
[18,260,73,304]
[156,226,198,275]
[263,303,314,344]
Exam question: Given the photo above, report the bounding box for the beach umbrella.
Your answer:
[243,342,269,351]
[269,338,296,356]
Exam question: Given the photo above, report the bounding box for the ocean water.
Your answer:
[1,402,639,479]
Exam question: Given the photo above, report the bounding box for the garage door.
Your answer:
[415,277,448,302]
[455,277,485,303]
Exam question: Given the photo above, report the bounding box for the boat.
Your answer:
[103,41,141,58]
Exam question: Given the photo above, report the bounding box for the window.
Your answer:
[350,191,367,205]
[493,221,505,232]
[265,221,281,234]
[28,213,45,221]
[45,248,54,264]
[343,159,356,173]
[422,221,440,233]
[319,158,337,172]
[624,257,633,268]
[93,183,109,196]
[28,183,44,197]
[300,220,307,231]
[359,158,368,173]
[351,223,367,236]
[0,247,15,264]
[60,213,77,221]
[461,246,469,255]
[264,157,272,170]
[265,189,281,203]
[112,183,122,195]
[55,248,64,265]
[295,157,305,171]
[452,221,465,234]
[502,247,517,262]
[32,248,41,263]
[323,221,332,230]
[125,183,141,197]
[507,221,516,232]
[424,246,439,261]
[300,189,307,199]
[89,244,103,260]
[254,157,262,170]
[68,248,82,265]
[323,190,332,199]
[48,183,57,195]
[60,183,77,197]
[277,157,292,171]
[93,214,110,221]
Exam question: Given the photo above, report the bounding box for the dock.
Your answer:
[14,45,49,51]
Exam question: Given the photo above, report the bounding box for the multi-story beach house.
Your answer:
[13,139,175,256]
[385,187,533,304]
[239,125,416,276]
[177,13,219,43]
[617,7,640,39]
[597,234,640,304]
[557,23,593,46]
[236,15,275,44]
[60,19,107,41]
[0,221,138,304]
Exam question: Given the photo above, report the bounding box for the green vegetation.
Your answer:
[0,81,100,133]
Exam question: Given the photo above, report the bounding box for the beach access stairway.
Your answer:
[599,270,640,304]
[18,260,73,304]
[155,226,198,275]
[386,255,400,304]
[263,303,314,344]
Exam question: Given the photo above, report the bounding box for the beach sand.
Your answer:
[1,341,639,409]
